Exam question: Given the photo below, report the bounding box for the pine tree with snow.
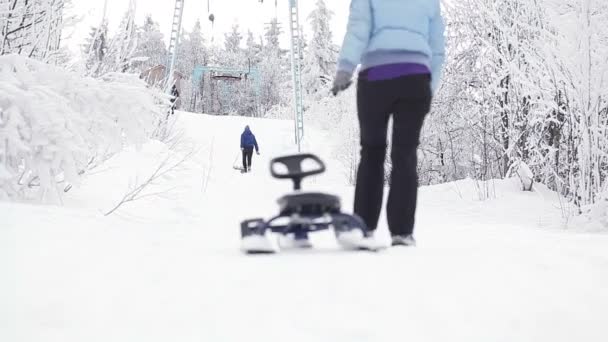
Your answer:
[245,30,262,64]
[134,15,167,71]
[177,20,208,74]
[82,21,109,76]
[224,24,243,54]
[303,0,337,98]
[258,18,289,113]
[264,18,282,56]
[221,23,245,68]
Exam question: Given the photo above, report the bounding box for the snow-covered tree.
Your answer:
[177,20,210,112]
[224,23,243,54]
[134,15,167,71]
[264,18,281,55]
[102,0,138,73]
[547,0,608,207]
[1,0,66,61]
[245,30,262,64]
[221,23,245,69]
[420,0,608,210]
[258,18,289,113]
[82,21,108,76]
[302,0,337,98]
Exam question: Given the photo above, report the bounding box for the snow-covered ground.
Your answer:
[2,112,608,342]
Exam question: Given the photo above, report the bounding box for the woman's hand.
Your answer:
[331,71,353,96]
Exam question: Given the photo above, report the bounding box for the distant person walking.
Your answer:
[332,0,446,246]
[170,84,179,115]
[240,125,259,172]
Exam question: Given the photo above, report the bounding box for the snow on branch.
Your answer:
[0,54,171,202]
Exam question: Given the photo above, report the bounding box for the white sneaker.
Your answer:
[391,235,416,247]
[336,230,384,251]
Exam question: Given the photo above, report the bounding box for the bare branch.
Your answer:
[103,142,197,216]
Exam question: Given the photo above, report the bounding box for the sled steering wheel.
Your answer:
[270,154,326,190]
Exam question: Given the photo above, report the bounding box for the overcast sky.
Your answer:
[64,0,351,52]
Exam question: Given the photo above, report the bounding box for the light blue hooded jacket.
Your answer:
[337,0,446,93]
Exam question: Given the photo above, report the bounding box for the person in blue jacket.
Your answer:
[240,125,259,172]
[332,0,446,247]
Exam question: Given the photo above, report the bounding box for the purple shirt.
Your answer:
[363,63,431,81]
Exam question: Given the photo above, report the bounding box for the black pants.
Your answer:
[242,147,254,170]
[354,73,432,236]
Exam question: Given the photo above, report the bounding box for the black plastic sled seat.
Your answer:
[239,153,375,254]
[277,192,340,216]
[273,154,339,215]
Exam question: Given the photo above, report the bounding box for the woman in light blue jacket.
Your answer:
[332,0,446,247]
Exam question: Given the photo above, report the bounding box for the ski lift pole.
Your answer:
[166,0,185,92]
[287,0,304,151]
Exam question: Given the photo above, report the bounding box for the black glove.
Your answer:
[331,71,353,96]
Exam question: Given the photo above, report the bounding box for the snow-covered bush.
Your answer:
[303,86,361,183]
[0,55,169,202]
[506,159,534,191]
[263,103,291,121]
[573,187,608,231]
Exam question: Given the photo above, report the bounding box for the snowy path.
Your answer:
[2,112,608,342]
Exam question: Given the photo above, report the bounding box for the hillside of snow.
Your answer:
[2,112,608,342]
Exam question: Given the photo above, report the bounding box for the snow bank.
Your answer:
[572,189,608,232]
[3,112,608,342]
[0,55,170,202]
